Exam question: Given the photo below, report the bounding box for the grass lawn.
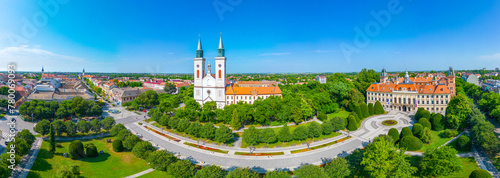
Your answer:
[327,110,350,120]
[27,137,151,178]
[409,156,479,177]
[418,130,454,152]
[151,123,236,147]
[137,170,176,178]
[240,131,341,148]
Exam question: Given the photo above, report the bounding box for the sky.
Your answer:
[0,0,499,74]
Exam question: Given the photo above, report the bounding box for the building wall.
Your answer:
[367,91,450,114]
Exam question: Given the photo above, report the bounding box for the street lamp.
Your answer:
[249,146,255,155]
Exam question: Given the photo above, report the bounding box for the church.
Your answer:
[193,35,282,109]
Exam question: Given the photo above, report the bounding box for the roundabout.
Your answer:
[113,107,415,172]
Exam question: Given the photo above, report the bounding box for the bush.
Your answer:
[419,118,432,129]
[347,116,358,131]
[469,169,492,178]
[430,113,444,131]
[124,135,141,150]
[110,123,127,136]
[412,123,424,138]
[442,129,458,138]
[69,140,85,159]
[399,136,423,151]
[360,103,369,119]
[456,135,471,151]
[388,128,400,142]
[85,143,98,157]
[401,127,413,138]
[374,101,385,114]
[318,112,327,121]
[112,139,124,152]
[117,129,132,141]
[368,103,374,115]
[132,141,156,159]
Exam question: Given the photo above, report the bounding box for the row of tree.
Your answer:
[19,97,103,120]
[0,130,36,177]
[34,117,115,136]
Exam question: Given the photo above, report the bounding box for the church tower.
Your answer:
[214,33,227,108]
[82,68,85,79]
[41,66,44,79]
[194,36,206,102]
[380,68,388,83]
[447,66,456,96]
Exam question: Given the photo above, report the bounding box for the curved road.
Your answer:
[112,107,414,172]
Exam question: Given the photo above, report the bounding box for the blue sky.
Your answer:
[0,0,499,74]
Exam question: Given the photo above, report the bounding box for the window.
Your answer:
[197,70,199,78]
[219,70,221,78]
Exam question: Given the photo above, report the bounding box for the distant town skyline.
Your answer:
[1,1,500,73]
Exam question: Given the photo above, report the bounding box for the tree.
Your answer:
[264,169,289,178]
[368,103,374,115]
[85,143,98,157]
[388,128,399,142]
[132,141,156,159]
[123,135,141,150]
[54,165,80,178]
[200,122,216,140]
[430,113,444,131]
[420,127,433,144]
[69,140,85,159]
[419,118,431,130]
[65,121,77,137]
[412,123,423,138]
[147,151,177,172]
[374,101,385,114]
[214,125,233,144]
[112,139,124,152]
[294,165,328,178]
[401,127,413,138]
[353,103,363,119]
[8,139,30,156]
[293,125,309,141]
[469,169,492,178]
[277,125,293,142]
[308,122,322,138]
[100,117,115,131]
[134,90,159,108]
[176,119,190,132]
[399,136,423,151]
[90,119,101,132]
[360,102,369,118]
[34,119,50,135]
[243,126,261,146]
[231,108,242,129]
[117,129,132,141]
[167,160,197,178]
[321,122,334,136]
[361,138,416,177]
[16,129,35,145]
[226,167,259,178]
[186,121,202,137]
[52,119,66,136]
[110,123,127,136]
[261,128,277,144]
[456,135,471,151]
[195,165,227,178]
[164,82,177,94]
[330,117,346,131]
[324,157,350,178]
[0,163,11,178]
[446,94,472,129]
[77,120,91,134]
[49,124,56,153]
[419,146,462,177]
[347,115,358,131]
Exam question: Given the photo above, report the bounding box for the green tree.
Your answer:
[8,139,30,156]
[242,126,261,146]
[195,165,227,178]
[368,103,374,115]
[294,165,328,178]
[374,101,385,114]
[147,151,177,172]
[164,82,177,94]
[110,123,126,136]
[0,163,11,178]
[419,118,431,130]
[49,124,56,153]
[176,119,190,132]
[277,125,293,142]
[77,120,91,134]
[420,127,433,144]
[419,146,462,177]
[231,108,242,129]
[69,140,85,159]
[261,128,277,144]
[16,129,35,145]
[361,138,416,177]
[354,103,363,119]
[412,123,424,138]
[112,139,124,152]
[65,121,77,137]
[167,159,197,178]
[293,125,309,141]
[100,117,115,131]
[90,119,101,132]
[214,125,234,144]
[469,169,492,178]
[399,136,423,151]
[430,113,444,131]
[321,121,334,136]
[445,94,472,129]
[123,135,141,150]
[200,122,216,140]
[330,117,346,131]
[52,119,66,136]
[308,122,322,138]
[132,141,156,159]
[85,143,98,157]
[360,102,369,118]
[186,121,202,137]
[226,167,259,178]
[456,135,471,151]
[347,115,358,131]
[388,128,399,142]
[400,127,413,138]
[34,119,50,135]
[324,157,350,178]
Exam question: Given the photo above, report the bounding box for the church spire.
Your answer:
[196,35,203,58]
[207,62,211,75]
[217,33,225,57]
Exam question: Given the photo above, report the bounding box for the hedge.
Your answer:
[85,143,98,157]
[456,135,471,151]
[401,127,413,138]
[419,118,432,130]
[399,136,423,151]
[347,116,358,131]
[69,140,85,159]
[112,139,124,152]
[469,169,492,178]
[388,128,400,142]
[412,123,423,138]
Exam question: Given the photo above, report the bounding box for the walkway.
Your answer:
[41,133,111,141]
[124,168,154,178]
[11,137,43,178]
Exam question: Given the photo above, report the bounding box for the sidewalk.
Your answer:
[11,137,43,178]
[124,168,154,178]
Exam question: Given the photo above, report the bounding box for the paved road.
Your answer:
[117,110,414,172]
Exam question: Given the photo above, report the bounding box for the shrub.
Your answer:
[123,135,141,150]
[117,129,132,141]
[456,135,471,151]
[388,128,399,142]
[442,129,458,138]
[420,127,433,144]
[401,127,413,138]
[412,123,424,138]
[374,101,385,114]
[469,169,492,178]
[112,139,124,152]
[347,116,358,131]
[318,112,327,121]
[430,113,444,131]
[110,124,127,136]
[132,141,156,159]
[419,118,432,129]
[399,136,423,151]
[85,143,98,157]
[368,103,374,115]
[360,103,369,119]
[69,140,85,159]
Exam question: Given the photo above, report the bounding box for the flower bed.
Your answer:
[234,151,284,156]
[144,126,181,142]
[382,120,398,126]
[291,136,352,154]
[183,142,229,154]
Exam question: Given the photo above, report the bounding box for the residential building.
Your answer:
[462,73,480,86]
[316,75,327,84]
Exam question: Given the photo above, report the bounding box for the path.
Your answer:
[11,138,43,178]
[124,168,154,178]
[41,133,111,141]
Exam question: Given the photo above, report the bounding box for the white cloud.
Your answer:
[259,52,290,56]
[0,45,89,71]
[478,53,500,60]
